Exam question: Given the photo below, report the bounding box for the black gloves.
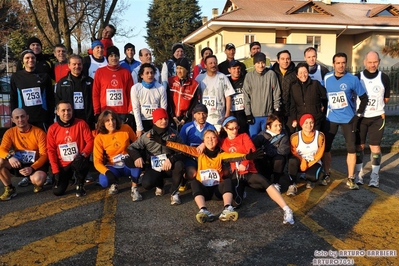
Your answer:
[71,154,88,171]
[246,114,255,125]
[349,114,361,132]
[123,156,136,168]
[245,149,264,160]
[150,133,166,145]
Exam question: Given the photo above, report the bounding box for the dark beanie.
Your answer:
[253,52,266,64]
[192,104,208,114]
[107,46,120,58]
[124,43,135,52]
[250,41,261,49]
[176,58,190,71]
[26,37,42,49]
[172,43,184,54]
[20,49,35,60]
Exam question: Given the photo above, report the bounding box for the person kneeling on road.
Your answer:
[93,110,141,198]
[288,114,326,194]
[125,108,185,205]
[0,108,48,200]
[47,101,94,197]
[150,128,263,224]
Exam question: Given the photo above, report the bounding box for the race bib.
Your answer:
[203,96,217,111]
[14,150,36,164]
[151,154,167,172]
[231,93,244,111]
[73,92,84,109]
[199,169,221,187]
[328,91,348,110]
[141,104,158,120]
[112,154,128,168]
[22,87,42,107]
[366,95,379,112]
[106,89,123,106]
[58,142,78,162]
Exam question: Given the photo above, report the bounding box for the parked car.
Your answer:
[0,75,11,129]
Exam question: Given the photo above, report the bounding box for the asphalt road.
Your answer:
[0,151,398,266]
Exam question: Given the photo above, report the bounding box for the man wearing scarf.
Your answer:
[47,101,93,197]
[92,46,135,128]
[126,108,185,206]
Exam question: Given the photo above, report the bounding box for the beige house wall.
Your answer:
[194,29,398,69]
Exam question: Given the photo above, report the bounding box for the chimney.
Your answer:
[212,8,218,18]
[202,16,208,25]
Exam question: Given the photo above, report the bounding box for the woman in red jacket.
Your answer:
[219,116,294,225]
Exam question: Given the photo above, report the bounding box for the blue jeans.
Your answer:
[99,165,141,188]
[249,116,267,138]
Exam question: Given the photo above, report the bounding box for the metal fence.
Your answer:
[347,67,399,106]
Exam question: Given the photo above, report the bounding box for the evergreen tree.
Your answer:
[146,0,202,67]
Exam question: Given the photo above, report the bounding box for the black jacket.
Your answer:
[272,62,297,116]
[55,72,95,129]
[289,77,327,125]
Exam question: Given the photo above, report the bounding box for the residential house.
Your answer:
[182,0,399,70]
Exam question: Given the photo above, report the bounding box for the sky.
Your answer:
[111,0,398,56]
[112,0,226,55]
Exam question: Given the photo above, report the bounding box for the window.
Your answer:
[245,34,255,44]
[307,36,321,52]
[386,38,399,46]
[376,10,394,17]
[297,6,319,14]
[215,37,218,53]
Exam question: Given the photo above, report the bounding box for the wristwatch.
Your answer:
[356,113,363,118]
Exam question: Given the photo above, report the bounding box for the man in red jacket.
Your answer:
[47,101,94,197]
[92,46,135,129]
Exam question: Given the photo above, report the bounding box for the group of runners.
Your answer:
[0,31,389,225]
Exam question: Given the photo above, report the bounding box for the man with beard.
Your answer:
[17,37,54,80]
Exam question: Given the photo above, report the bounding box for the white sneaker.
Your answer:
[219,205,238,222]
[306,181,315,189]
[131,187,142,201]
[368,173,379,188]
[155,187,164,196]
[283,208,295,225]
[286,184,297,196]
[108,184,118,195]
[196,209,216,223]
[355,170,364,185]
[273,183,281,193]
[170,192,181,205]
